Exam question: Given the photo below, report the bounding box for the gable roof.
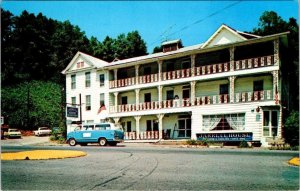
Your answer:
[201,24,260,48]
[61,51,108,74]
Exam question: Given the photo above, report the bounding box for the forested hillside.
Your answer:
[1,9,147,129]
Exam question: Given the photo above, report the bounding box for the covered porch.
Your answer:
[112,112,191,141]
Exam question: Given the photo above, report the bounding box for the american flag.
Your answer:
[97,105,106,114]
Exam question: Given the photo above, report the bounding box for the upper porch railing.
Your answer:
[109,55,275,89]
[109,90,273,113]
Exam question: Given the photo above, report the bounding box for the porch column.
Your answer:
[134,116,141,140]
[114,69,118,81]
[229,47,235,71]
[113,117,120,125]
[191,54,196,77]
[229,76,236,103]
[114,92,119,112]
[157,114,164,139]
[158,85,163,108]
[272,70,279,103]
[273,39,279,65]
[135,89,140,110]
[158,60,163,82]
[190,81,196,106]
[135,65,140,84]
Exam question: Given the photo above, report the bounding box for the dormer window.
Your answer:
[161,39,183,53]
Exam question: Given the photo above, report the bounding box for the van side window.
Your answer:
[99,124,111,130]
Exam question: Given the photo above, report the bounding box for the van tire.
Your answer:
[69,138,76,146]
[99,138,107,146]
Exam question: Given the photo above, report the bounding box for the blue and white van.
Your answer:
[67,123,124,146]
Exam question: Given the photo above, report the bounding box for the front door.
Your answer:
[263,110,278,137]
[178,118,191,138]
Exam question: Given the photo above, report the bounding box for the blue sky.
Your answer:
[2,1,298,53]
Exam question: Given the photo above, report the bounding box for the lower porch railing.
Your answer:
[124,131,159,140]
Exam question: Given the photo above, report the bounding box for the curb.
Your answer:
[1,150,87,160]
[288,157,300,166]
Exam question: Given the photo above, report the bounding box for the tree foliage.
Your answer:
[283,111,299,146]
[1,81,63,129]
[89,31,148,62]
[1,8,148,129]
[152,46,163,54]
[1,9,91,86]
[1,9,148,86]
[251,11,299,112]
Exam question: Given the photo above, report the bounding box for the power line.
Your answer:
[149,1,242,48]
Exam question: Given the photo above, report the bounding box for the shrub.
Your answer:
[239,140,250,148]
[49,135,56,141]
[186,139,198,145]
[186,139,210,146]
[57,136,66,144]
[284,111,299,147]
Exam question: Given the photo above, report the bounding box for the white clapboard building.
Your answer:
[62,24,289,146]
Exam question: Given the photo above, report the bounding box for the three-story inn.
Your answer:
[62,24,289,146]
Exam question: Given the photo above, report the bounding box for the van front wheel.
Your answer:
[69,138,76,146]
[99,138,107,146]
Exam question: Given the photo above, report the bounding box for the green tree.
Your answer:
[49,20,90,84]
[89,36,103,58]
[126,30,147,58]
[251,11,299,112]
[1,9,16,85]
[283,111,299,146]
[1,10,91,86]
[153,46,163,53]
[1,81,63,129]
[100,36,116,62]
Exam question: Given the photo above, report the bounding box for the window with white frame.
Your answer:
[85,72,91,87]
[71,75,76,89]
[99,74,105,87]
[202,113,245,131]
[86,95,91,110]
[100,93,105,106]
[71,97,76,106]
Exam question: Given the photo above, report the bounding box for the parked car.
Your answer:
[67,123,124,146]
[4,128,22,139]
[34,127,51,136]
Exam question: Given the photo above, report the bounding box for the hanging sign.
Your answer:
[67,107,78,118]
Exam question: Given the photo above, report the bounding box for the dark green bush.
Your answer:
[284,111,299,147]
[239,140,250,148]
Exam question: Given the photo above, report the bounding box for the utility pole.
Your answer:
[79,93,82,124]
[26,83,30,129]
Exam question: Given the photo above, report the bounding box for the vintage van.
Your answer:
[67,123,124,146]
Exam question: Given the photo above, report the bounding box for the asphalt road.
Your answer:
[1,145,299,190]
